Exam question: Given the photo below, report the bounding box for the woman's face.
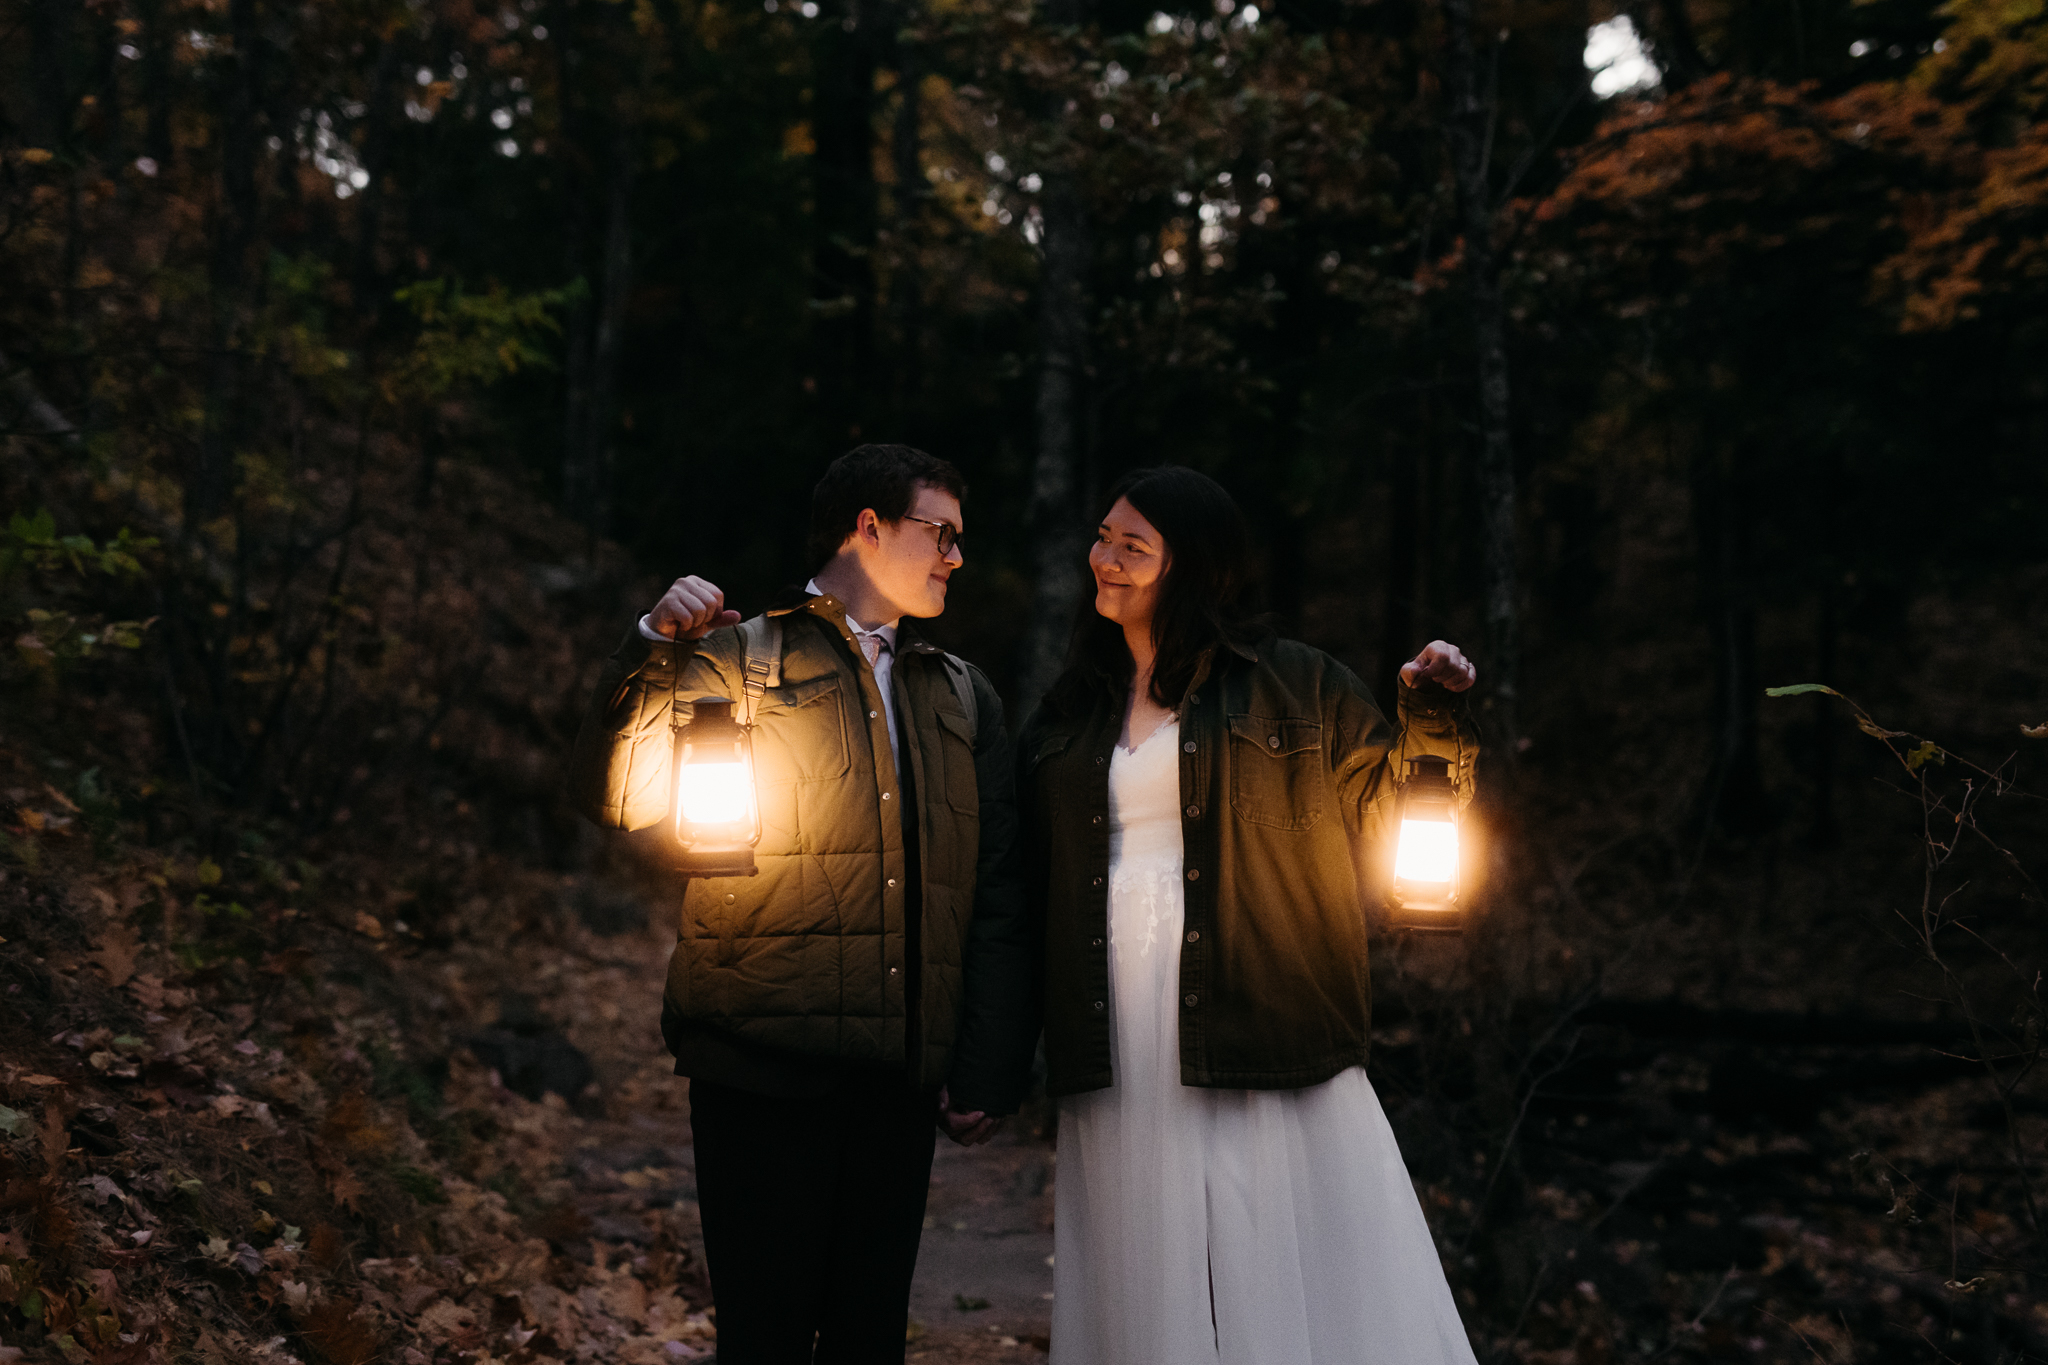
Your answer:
[1090,497,1171,631]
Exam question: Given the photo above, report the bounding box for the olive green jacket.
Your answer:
[1017,636,1477,1096]
[568,591,1036,1113]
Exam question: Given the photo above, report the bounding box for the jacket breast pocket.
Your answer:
[936,709,981,815]
[754,674,850,782]
[1227,713,1325,831]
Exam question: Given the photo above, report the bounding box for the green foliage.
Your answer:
[0,511,154,586]
[389,278,581,400]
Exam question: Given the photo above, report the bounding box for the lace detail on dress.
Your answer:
[1107,719,1182,966]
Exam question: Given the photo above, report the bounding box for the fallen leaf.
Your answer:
[89,921,141,988]
[2023,721,2047,739]
[298,1300,384,1365]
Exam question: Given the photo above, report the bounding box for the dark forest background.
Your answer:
[1,0,2045,1358]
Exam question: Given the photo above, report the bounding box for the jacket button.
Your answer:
[724,894,736,904]
[1268,735,1280,748]
[882,791,892,801]
[1186,868,1200,881]
[1091,876,1104,887]
[1189,693,1199,705]
[889,966,900,976]
[1091,814,1103,826]
[870,709,879,719]
[1092,1000,1105,1011]
[887,877,897,888]
[1096,755,1107,767]
[1091,937,1104,948]
[1184,805,1199,818]
[1186,930,1199,943]
[1183,741,1197,753]
[1183,993,1198,1007]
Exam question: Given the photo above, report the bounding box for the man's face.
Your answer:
[868,485,964,620]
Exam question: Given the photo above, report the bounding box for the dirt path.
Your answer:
[553,919,1055,1363]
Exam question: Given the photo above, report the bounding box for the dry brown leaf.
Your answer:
[327,1164,366,1213]
[321,1089,394,1157]
[90,921,141,988]
[127,974,166,1010]
[38,1096,72,1169]
[298,1300,384,1365]
[2022,721,2048,739]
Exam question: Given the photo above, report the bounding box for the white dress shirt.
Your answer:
[639,581,901,771]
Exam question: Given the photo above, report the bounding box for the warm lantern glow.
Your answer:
[1394,814,1459,885]
[669,694,761,878]
[677,755,749,826]
[1388,754,1464,932]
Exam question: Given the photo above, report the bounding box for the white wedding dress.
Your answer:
[1050,718,1480,1365]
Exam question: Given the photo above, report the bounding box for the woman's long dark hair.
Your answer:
[1069,465,1267,707]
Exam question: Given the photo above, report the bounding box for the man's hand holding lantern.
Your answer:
[1399,640,1478,693]
[650,575,743,640]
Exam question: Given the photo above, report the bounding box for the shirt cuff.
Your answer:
[638,614,672,643]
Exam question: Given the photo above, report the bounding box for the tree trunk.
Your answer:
[579,121,636,549]
[1015,0,1095,714]
[1379,415,1422,689]
[888,12,926,432]
[1691,441,1768,832]
[139,0,173,167]
[1017,167,1092,714]
[1443,0,1520,757]
[193,0,262,527]
[1810,590,1838,845]
[351,38,400,305]
[557,5,595,530]
[28,0,75,152]
[811,0,880,445]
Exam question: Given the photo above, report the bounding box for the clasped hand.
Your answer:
[936,1086,1002,1147]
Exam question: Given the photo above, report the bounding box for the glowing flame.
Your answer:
[1394,815,1458,884]
[677,759,749,827]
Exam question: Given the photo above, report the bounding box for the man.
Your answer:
[569,445,1037,1365]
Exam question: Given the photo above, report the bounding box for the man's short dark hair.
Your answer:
[805,444,967,573]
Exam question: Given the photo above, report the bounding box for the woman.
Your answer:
[1017,466,1481,1365]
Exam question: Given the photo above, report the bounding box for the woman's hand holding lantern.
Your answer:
[1399,640,1477,692]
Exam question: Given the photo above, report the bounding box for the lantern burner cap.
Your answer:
[686,693,743,737]
[1404,754,1455,793]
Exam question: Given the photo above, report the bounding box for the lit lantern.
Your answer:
[1388,755,1463,933]
[670,695,761,877]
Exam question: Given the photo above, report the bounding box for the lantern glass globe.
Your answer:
[1394,815,1458,885]
[678,758,750,826]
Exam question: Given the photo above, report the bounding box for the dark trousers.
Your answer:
[689,1075,938,1365]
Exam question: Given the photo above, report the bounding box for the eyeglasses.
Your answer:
[900,514,962,557]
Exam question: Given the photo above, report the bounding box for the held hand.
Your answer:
[649,575,743,641]
[1400,640,1478,693]
[936,1086,1004,1147]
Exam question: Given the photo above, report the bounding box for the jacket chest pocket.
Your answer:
[755,675,850,782]
[936,709,981,816]
[1227,714,1325,830]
